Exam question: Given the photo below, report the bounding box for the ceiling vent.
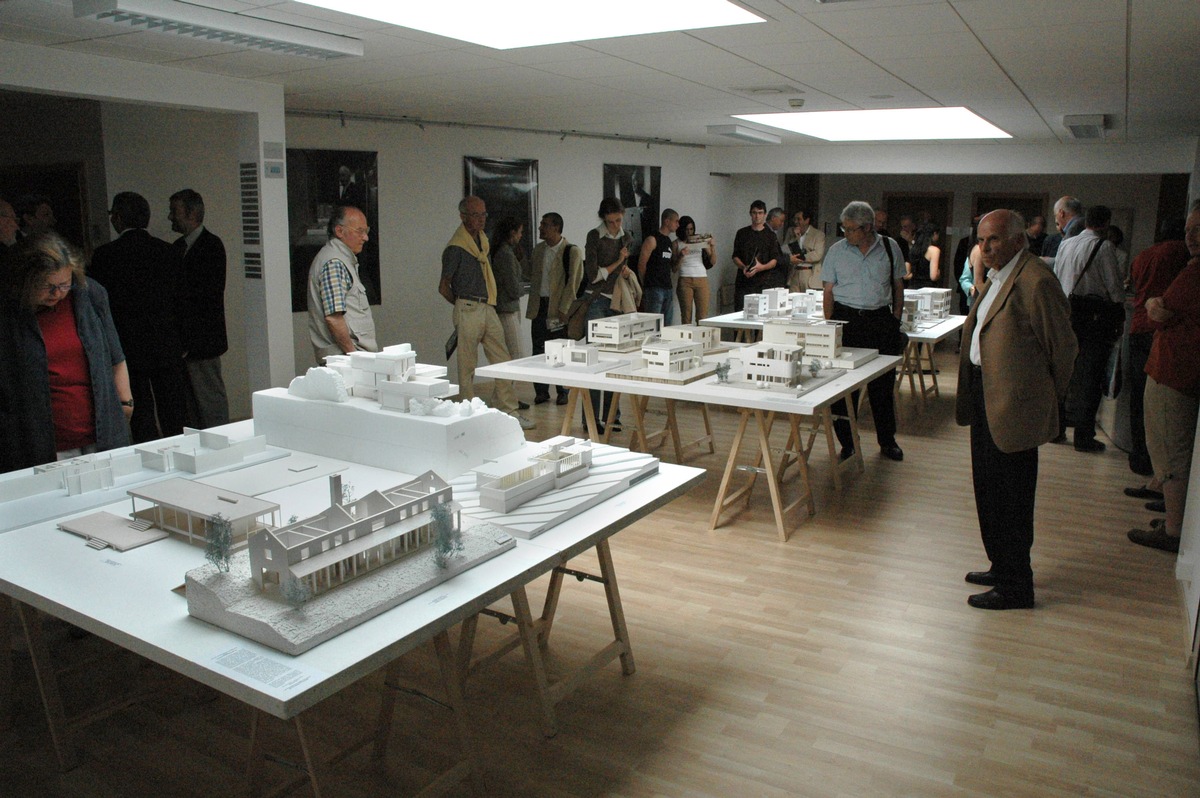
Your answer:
[706,124,781,145]
[73,0,364,60]
[1063,114,1106,140]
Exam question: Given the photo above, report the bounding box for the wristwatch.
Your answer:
[120,399,134,409]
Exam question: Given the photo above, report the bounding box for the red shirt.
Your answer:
[1146,258,1200,397]
[1130,239,1189,334]
[36,293,96,451]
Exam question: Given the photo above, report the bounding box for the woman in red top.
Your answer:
[1,233,133,471]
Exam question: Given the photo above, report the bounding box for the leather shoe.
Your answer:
[1074,438,1106,453]
[1128,527,1180,553]
[1146,499,1166,513]
[838,447,855,463]
[518,400,530,410]
[534,395,550,405]
[967,588,1034,610]
[880,444,904,461]
[555,393,569,405]
[1124,484,1163,501]
[965,570,996,586]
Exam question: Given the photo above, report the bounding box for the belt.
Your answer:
[456,295,490,304]
[834,302,889,316]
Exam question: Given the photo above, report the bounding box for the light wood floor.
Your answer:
[4,349,1198,797]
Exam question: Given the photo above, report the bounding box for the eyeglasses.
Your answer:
[842,223,866,234]
[41,280,73,295]
[339,225,370,236]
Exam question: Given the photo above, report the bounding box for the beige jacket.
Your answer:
[524,239,583,321]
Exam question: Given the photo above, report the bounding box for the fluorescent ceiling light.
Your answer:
[73,0,364,60]
[734,107,1011,141]
[707,124,781,145]
[293,0,763,49]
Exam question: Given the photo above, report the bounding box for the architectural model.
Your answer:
[660,324,721,351]
[255,343,526,479]
[588,312,664,351]
[474,436,593,514]
[742,342,806,388]
[609,338,716,385]
[454,441,660,540]
[904,287,954,321]
[762,319,844,359]
[322,343,457,412]
[544,338,607,371]
[128,477,281,547]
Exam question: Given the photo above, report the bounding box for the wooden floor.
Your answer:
[4,349,1198,797]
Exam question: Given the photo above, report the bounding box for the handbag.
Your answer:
[1068,238,1123,343]
[565,268,621,341]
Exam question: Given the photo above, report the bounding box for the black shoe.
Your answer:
[880,444,904,461]
[1124,484,1163,501]
[1074,438,1106,453]
[967,588,1034,610]
[555,393,569,405]
[518,400,530,410]
[610,420,623,433]
[534,395,550,405]
[1146,499,1166,513]
[838,447,855,463]
[1128,527,1180,553]
[965,570,996,586]
[1050,432,1069,444]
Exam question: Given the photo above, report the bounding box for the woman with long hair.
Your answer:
[673,215,715,324]
[908,222,942,288]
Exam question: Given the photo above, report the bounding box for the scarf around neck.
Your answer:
[447,224,496,305]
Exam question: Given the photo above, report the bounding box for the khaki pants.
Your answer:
[788,264,823,292]
[453,299,517,413]
[676,275,711,325]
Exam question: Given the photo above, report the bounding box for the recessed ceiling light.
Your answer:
[733,107,1011,141]
[293,0,763,49]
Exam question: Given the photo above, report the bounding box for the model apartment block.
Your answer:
[904,287,954,320]
[761,319,843,359]
[325,343,453,412]
[659,324,720,350]
[641,340,705,375]
[588,312,664,351]
[742,342,806,388]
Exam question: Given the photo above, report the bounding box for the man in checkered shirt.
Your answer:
[306,204,378,363]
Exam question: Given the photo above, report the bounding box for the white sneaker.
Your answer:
[514,413,536,430]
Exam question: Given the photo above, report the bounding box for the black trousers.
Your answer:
[969,366,1038,596]
[1067,337,1114,443]
[128,361,188,444]
[1126,331,1153,472]
[830,304,899,450]
[530,297,565,400]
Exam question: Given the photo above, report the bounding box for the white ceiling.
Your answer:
[2,0,1198,147]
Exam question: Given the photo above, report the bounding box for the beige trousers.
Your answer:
[453,299,517,413]
[676,276,711,325]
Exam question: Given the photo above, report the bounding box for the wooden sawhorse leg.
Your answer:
[14,601,79,771]
[709,408,807,540]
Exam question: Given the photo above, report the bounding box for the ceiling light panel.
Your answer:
[292,0,763,49]
[734,107,1011,141]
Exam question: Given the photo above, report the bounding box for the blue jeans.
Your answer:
[586,295,619,430]
[642,286,674,327]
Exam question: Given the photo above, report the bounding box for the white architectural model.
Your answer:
[904,287,954,320]
[248,472,457,594]
[127,477,281,546]
[789,291,822,319]
[743,293,769,319]
[762,318,844,359]
[135,428,267,474]
[323,343,456,412]
[609,338,714,385]
[545,338,601,368]
[475,436,593,513]
[660,324,720,351]
[742,342,806,388]
[589,312,663,351]
[745,287,803,320]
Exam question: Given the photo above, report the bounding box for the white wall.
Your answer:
[285,117,714,375]
[101,104,252,421]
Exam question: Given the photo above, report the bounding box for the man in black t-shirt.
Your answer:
[637,208,679,326]
[732,200,785,311]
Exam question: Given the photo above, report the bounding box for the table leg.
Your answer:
[579,387,602,441]
[292,714,326,798]
[752,409,790,541]
[560,388,580,436]
[922,341,940,399]
[509,587,558,738]
[699,403,715,454]
[595,538,635,676]
[664,399,683,461]
[14,602,79,771]
[538,567,565,651]
[627,394,651,453]
[709,407,752,530]
[0,597,12,734]
[603,392,621,444]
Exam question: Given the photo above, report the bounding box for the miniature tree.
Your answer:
[205,512,233,573]
[431,503,462,569]
[342,483,356,517]
[281,577,311,608]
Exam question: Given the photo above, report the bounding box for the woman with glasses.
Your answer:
[0,233,132,472]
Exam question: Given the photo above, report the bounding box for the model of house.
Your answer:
[762,319,843,359]
[127,477,280,547]
[743,293,769,319]
[742,342,806,388]
[324,344,454,410]
[642,340,705,375]
[545,338,600,367]
[660,324,720,350]
[135,428,267,474]
[789,292,816,318]
[474,436,593,514]
[247,472,456,595]
[588,312,664,351]
[904,288,954,320]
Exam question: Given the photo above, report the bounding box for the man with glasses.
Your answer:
[438,196,533,430]
[823,200,907,462]
[307,203,378,363]
[89,191,187,443]
[733,200,785,311]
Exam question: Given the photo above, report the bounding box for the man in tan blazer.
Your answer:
[956,209,1077,610]
[524,211,583,405]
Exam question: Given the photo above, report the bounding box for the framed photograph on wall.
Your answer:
[285,148,379,313]
[463,156,538,259]
[602,163,661,254]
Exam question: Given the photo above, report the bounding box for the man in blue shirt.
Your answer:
[823,201,907,462]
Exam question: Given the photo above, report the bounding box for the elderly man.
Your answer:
[306,204,377,362]
[823,201,907,462]
[1041,195,1084,262]
[1053,204,1125,452]
[767,206,788,245]
[784,208,826,291]
[439,196,533,430]
[89,191,187,443]
[525,211,583,405]
[957,209,1077,610]
[169,189,229,429]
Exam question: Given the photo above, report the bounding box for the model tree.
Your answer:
[281,577,311,608]
[431,503,462,569]
[205,512,233,573]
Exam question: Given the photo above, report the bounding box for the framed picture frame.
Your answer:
[286,148,380,313]
[603,163,661,254]
[463,156,538,259]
